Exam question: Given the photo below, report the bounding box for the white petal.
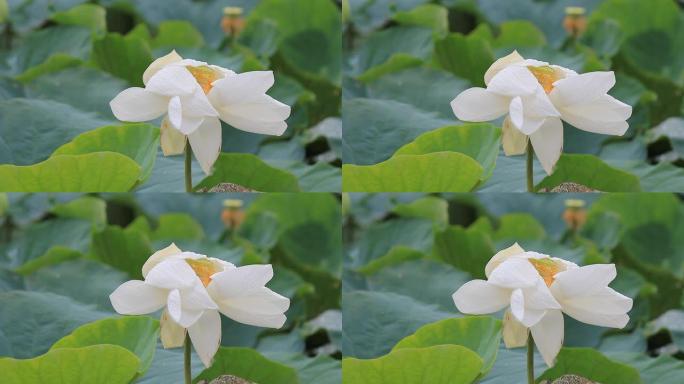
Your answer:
[503,309,529,348]
[146,65,197,96]
[560,115,628,136]
[452,280,510,314]
[209,284,290,328]
[524,89,560,118]
[510,288,525,321]
[210,71,275,105]
[160,116,187,156]
[450,87,509,122]
[180,87,218,117]
[213,95,290,136]
[484,50,525,85]
[530,117,563,175]
[560,95,632,123]
[509,96,524,129]
[552,71,615,105]
[530,309,564,367]
[487,65,540,97]
[523,281,561,311]
[167,288,205,328]
[210,264,274,294]
[143,50,183,85]
[168,96,183,131]
[160,308,186,348]
[142,243,183,278]
[179,281,219,312]
[110,87,168,122]
[189,117,222,175]
[552,264,617,298]
[145,259,199,290]
[188,310,222,368]
[488,258,541,289]
[485,243,527,278]
[502,116,529,156]
[110,280,167,315]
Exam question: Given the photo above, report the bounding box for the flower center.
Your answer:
[527,65,560,94]
[528,258,562,287]
[186,66,222,94]
[186,259,221,287]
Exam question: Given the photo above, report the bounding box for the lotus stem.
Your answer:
[526,142,534,192]
[185,141,193,193]
[184,333,192,384]
[527,335,535,384]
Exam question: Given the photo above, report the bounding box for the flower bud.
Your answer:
[221,6,245,37]
[563,6,587,38]
[221,199,245,229]
[562,199,587,231]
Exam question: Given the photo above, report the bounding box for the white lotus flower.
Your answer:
[452,243,632,367]
[451,50,632,174]
[109,243,290,367]
[110,50,291,174]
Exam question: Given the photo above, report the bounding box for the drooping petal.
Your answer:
[210,71,276,105]
[143,50,184,85]
[552,264,617,298]
[556,288,632,328]
[551,71,616,105]
[530,309,564,367]
[487,65,540,97]
[110,280,167,314]
[485,243,527,278]
[502,116,529,156]
[160,116,187,156]
[188,117,222,175]
[559,114,628,136]
[142,243,183,278]
[530,117,563,175]
[488,258,542,289]
[509,96,524,129]
[450,87,509,122]
[188,310,222,367]
[110,87,168,122]
[509,288,525,320]
[146,65,197,96]
[559,95,631,123]
[503,309,529,348]
[211,286,289,328]
[212,94,290,136]
[509,288,547,327]
[209,264,275,295]
[145,259,200,290]
[166,288,205,328]
[452,280,510,314]
[168,96,183,131]
[484,50,525,85]
[160,308,186,348]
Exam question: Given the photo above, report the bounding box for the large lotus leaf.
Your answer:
[365,259,470,312]
[343,152,483,192]
[50,195,107,228]
[6,217,91,268]
[349,217,434,268]
[610,353,684,384]
[91,221,153,279]
[275,161,341,192]
[246,0,341,84]
[342,98,453,165]
[365,67,469,119]
[494,213,546,241]
[354,26,432,78]
[342,345,483,384]
[537,348,641,384]
[0,291,109,358]
[92,33,153,86]
[24,259,127,312]
[11,25,91,76]
[52,124,159,182]
[535,154,642,192]
[0,345,140,384]
[479,154,547,192]
[51,316,160,375]
[267,353,341,384]
[194,153,300,192]
[392,196,448,227]
[136,152,204,193]
[193,347,299,384]
[0,98,111,166]
[152,20,204,48]
[434,32,493,86]
[342,290,452,359]
[433,224,495,279]
[392,4,448,35]
[647,310,684,352]
[24,67,127,119]
[152,213,205,241]
[394,124,501,181]
[612,160,684,192]
[480,348,546,384]
[348,0,429,34]
[393,316,502,376]
[138,348,204,384]
[0,153,141,192]
[51,4,106,34]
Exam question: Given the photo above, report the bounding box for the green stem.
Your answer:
[526,141,534,192]
[184,333,192,384]
[527,335,535,384]
[185,141,193,193]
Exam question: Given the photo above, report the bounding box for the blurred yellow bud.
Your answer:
[221,199,245,228]
[563,6,587,38]
[562,199,587,231]
[221,6,245,37]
